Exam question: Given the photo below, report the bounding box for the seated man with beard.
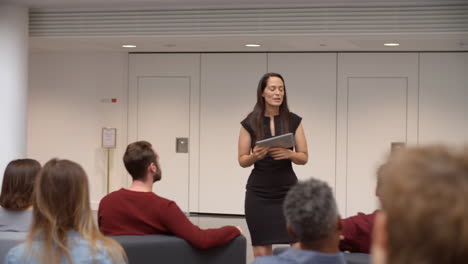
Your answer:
[98,141,241,249]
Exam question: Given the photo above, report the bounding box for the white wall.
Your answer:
[28,51,128,209]
[199,53,267,214]
[0,5,28,180]
[27,51,468,215]
[419,53,468,145]
[268,53,337,186]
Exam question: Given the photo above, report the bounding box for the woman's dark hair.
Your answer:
[0,159,41,210]
[247,72,290,140]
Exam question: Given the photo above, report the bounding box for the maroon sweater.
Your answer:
[339,210,377,253]
[98,188,240,249]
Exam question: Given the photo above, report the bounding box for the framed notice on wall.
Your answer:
[102,128,117,148]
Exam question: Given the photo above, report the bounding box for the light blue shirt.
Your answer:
[253,248,346,264]
[5,230,123,264]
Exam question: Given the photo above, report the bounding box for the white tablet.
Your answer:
[255,133,295,148]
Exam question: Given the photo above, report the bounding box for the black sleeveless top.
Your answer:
[241,112,302,198]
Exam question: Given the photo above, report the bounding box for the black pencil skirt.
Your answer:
[244,190,296,245]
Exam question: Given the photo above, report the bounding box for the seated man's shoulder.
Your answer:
[101,189,179,213]
[101,188,125,199]
[344,210,377,226]
[103,188,162,201]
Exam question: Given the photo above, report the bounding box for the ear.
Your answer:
[148,163,156,174]
[336,215,343,232]
[286,224,297,239]
[371,211,388,264]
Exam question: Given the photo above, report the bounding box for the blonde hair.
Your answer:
[380,145,468,264]
[25,159,126,264]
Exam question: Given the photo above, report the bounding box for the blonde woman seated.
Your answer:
[5,159,127,264]
[0,159,41,232]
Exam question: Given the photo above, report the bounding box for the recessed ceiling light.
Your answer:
[384,42,400,47]
[122,45,136,48]
[245,44,261,47]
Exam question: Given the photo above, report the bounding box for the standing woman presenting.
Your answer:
[238,72,308,257]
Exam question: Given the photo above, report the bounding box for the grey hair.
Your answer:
[283,178,338,243]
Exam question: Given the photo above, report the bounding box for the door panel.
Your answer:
[137,77,190,211]
[336,53,418,217]
[347,77,407,215]
[128,54,200,212]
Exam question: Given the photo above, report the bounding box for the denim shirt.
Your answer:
[253,248,347,264]
[5,230,123,264]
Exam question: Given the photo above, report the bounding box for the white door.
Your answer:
[136,77,190,211]
[346,77,407,215]
[128,54,200,213]
[336,53,419,217]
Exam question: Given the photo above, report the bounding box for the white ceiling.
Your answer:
[6,0,468,52]
[8,0,412,8]
[29,34,468,52]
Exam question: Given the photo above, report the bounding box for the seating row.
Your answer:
[0,232,247,264]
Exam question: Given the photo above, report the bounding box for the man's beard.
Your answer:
[153,166,162,182]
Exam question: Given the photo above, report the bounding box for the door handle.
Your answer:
[176,138,189,153]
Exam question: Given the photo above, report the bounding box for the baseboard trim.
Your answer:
[189,212,245,218]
